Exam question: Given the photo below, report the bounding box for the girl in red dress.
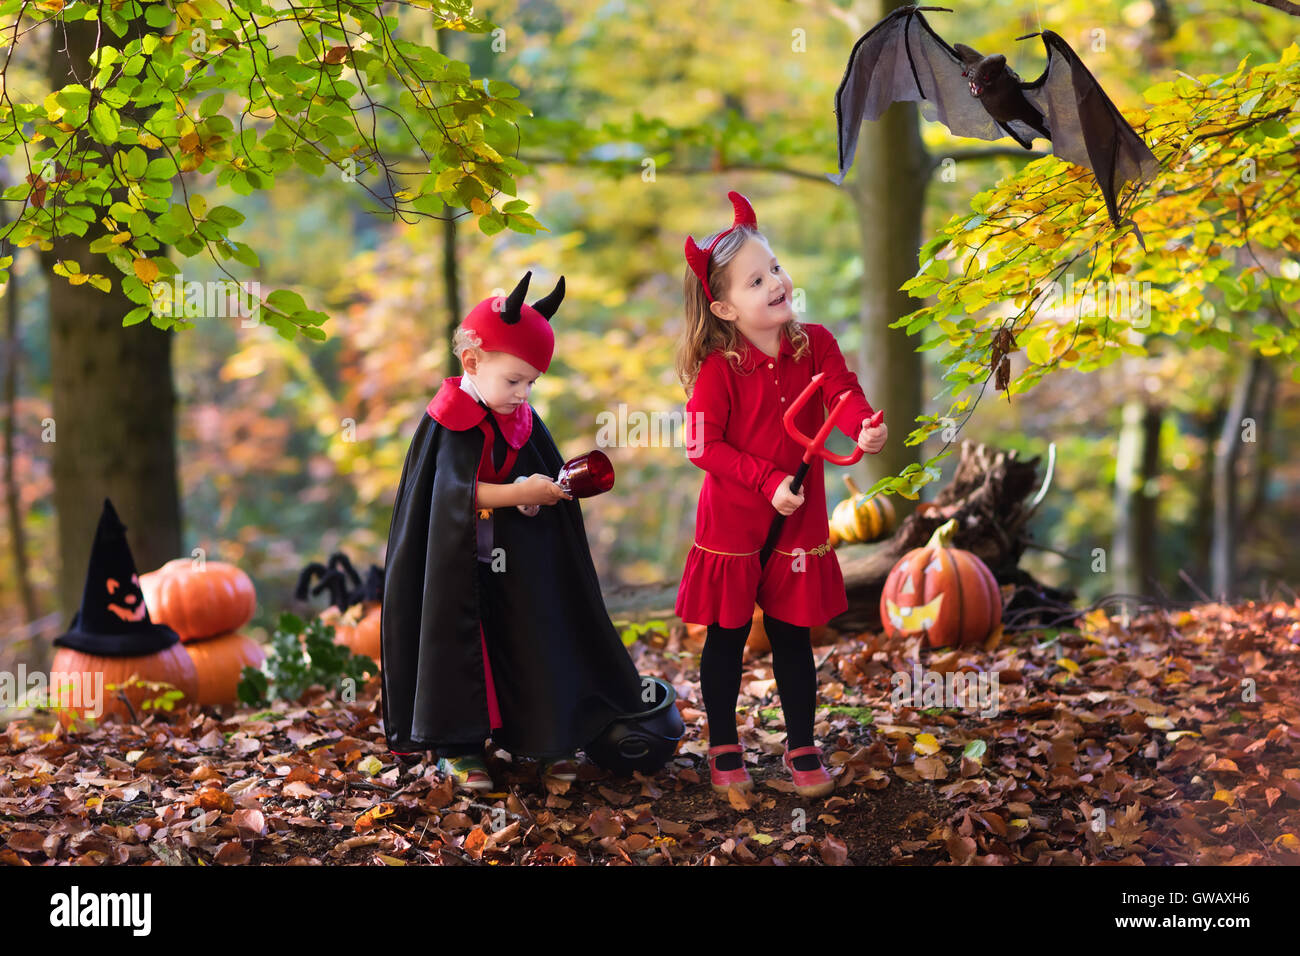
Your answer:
[675,191,888,797]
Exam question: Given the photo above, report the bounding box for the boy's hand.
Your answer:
[770,474,805,516]
[858,419,888,455]
[518,473,571,507]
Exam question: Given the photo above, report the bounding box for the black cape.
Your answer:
[380,400,646,759]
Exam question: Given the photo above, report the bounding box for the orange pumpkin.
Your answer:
[880,518,1001,648]
[684,606,831,655]
[50,644,199,729]
[319,603,381,663]
[140,558,257,642]
[183,631,267,707]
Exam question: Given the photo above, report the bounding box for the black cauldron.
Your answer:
[584,675,685,775]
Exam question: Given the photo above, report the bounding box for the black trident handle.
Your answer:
[758,460,812,568]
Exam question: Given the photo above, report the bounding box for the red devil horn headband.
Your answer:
[684,190,758,304]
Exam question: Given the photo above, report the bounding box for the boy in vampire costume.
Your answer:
[380,271,650,790]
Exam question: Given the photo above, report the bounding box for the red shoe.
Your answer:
[783,745,834,798]
[708,743,753,794]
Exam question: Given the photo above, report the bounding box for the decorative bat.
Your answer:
[828,4,1158,227]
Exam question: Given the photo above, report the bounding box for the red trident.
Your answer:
[759,373,885,567]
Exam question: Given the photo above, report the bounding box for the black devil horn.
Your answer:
[502,271,531,325]
[531,276,565,321]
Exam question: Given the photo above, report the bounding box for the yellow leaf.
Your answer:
[139,132,162,149]
[914,733,941,756]
[1212,789,1235,806]
[1273,833,1299,849]
[1145,715,1176,730]
[111,231,132,245]
[469,197,490,216]
[133,258,160,283]
[356,754,383,775]
[1056,657,1079,674]
[376,854,407,865]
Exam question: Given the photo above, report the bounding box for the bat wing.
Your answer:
[1021,31,1159,224]
[830,6,1003,185]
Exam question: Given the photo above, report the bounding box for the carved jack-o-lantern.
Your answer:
[880,519,1001,648]
[105,574,148,623]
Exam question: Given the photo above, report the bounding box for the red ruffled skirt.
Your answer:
[675,543,848,629]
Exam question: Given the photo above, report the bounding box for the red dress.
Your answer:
[675,323,875,629]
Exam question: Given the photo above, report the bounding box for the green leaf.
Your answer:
[207,205,245,228]
[267,288,307,314]
[144,3,174,27]
[90,102,119,143]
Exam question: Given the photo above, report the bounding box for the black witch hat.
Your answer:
[52,498,181,655]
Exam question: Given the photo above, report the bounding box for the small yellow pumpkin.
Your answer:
[829,475,896,547]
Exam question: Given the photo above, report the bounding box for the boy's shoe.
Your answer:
[390,749,424,767]
[437,754,495,792]
[707,743,753,794]
[783,745,834,798]
[540,754,580,782]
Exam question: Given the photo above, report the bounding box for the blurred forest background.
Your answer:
[2,0,1297,665]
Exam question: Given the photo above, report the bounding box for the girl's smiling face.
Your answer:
[710,236,794,334]
[463,350,541,414]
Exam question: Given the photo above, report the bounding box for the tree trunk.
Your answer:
[40,20,181,620]
[2,176,40,635]
[1112,398,1162,597]
[1238,356,1276,548]
[1211,353,1265,600]
[442,204,460,377]
[1136,402,1162,591]
[844,0,928,517]
[435,28,462,379]
[1189,402,1225,593]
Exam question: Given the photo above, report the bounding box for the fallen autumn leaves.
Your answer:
[3,599,1299,865]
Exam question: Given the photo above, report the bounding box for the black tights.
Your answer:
[700,612,820,771]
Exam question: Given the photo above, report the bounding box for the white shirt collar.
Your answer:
[459,374,485,404]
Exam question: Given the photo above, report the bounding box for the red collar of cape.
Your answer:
[426,375,533,448]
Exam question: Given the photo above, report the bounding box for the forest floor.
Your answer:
[4,599,1300,866]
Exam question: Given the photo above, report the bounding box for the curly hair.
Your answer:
[451,325,483,363]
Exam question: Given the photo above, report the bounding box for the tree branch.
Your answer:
[1251,0,1300,16]
[517,154,842,186]
[928,146,1048,172]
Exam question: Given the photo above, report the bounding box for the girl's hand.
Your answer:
[770,474,805,516]
[518,473,571,507]
[858,419,888,455]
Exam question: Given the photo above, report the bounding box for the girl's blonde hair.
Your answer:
[675,224,809,394]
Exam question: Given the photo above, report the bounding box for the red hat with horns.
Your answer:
[684,190,758,304]
[461,271,564,373]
